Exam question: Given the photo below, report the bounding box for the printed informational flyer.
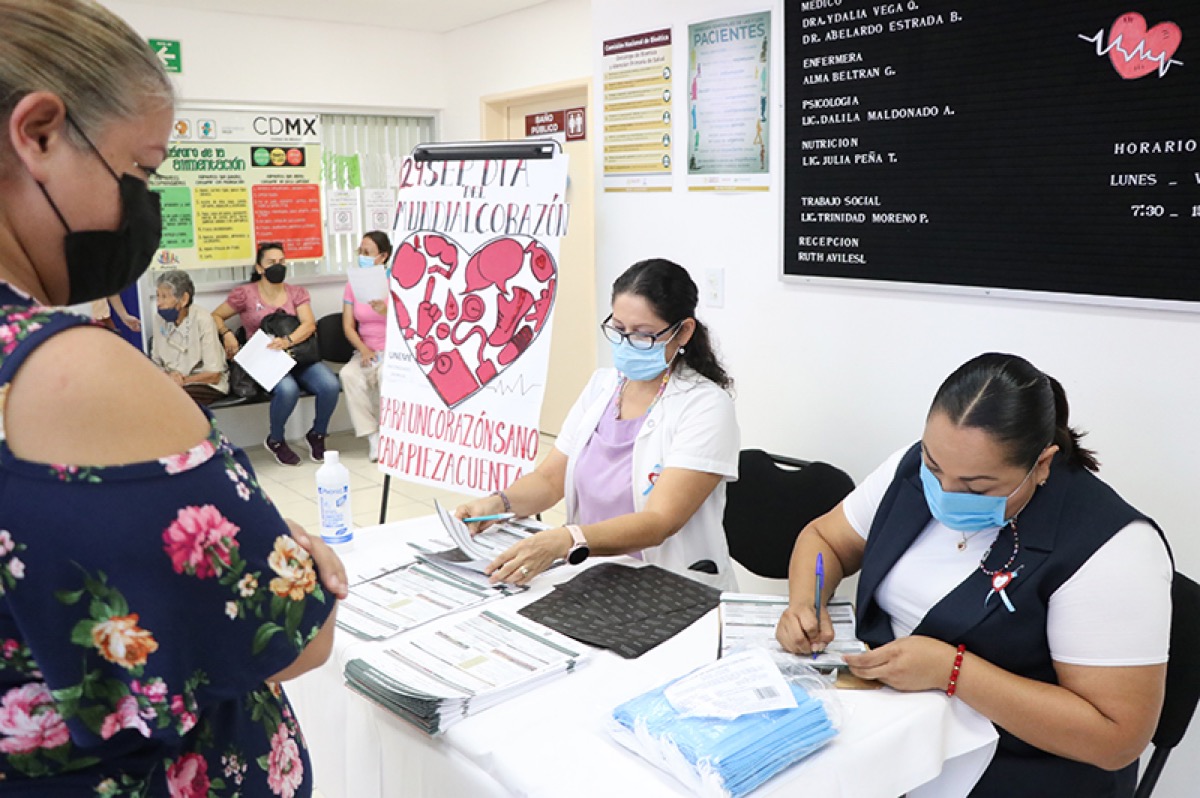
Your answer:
[150,108,324,271]
[602,28,675,192]
[687,12,772,191]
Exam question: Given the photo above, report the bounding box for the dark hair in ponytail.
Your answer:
[929,352,1099,472]
[249,241,285,282]
[611,258,732,390]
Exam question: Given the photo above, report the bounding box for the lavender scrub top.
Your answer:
[572,388,644,529]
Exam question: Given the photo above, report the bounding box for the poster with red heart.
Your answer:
[377,155,570,495]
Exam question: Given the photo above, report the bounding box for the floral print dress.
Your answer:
[0,283,334,796]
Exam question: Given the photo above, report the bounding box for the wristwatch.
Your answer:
[565,524,590,565]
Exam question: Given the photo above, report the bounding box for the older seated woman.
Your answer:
[149,269,229,405]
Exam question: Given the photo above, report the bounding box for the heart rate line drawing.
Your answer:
[1078,12,1184,80]
[389,233,557,408]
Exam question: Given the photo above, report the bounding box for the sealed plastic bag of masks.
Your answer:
[609,648,840,798]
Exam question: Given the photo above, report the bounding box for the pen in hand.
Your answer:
[813,552,825,660]
[462,512,516,524]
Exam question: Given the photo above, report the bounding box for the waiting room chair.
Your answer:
[316,312,355,364]
[723,450,855,579]
[1134,571,1200,798]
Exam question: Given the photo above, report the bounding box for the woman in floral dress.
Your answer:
[0,1,344,795]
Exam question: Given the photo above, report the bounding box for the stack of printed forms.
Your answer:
[344,607,589,735]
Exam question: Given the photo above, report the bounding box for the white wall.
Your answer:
[593,1,1200,795]
[441,0,592,140]
[108,1,446,111]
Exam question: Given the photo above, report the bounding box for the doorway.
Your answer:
[482,80,596,436]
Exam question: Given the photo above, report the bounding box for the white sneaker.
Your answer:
[368,432,379,462]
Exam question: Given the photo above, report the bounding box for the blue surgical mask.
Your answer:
[919,461,1035,533]
[611,340,672,381]
[157,306,180,324]
[358,254,377,269]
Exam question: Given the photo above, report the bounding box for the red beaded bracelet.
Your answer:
[946,644,966,697]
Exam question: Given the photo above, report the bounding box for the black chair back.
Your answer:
[317,312,355,364]
[723,449,855,579]
[1135,571,1200,798]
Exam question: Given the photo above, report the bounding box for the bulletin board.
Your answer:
[783,1,1200,306]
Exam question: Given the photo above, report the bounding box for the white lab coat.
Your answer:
[557,366,740,591]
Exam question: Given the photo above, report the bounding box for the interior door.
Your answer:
[484,84,596,436]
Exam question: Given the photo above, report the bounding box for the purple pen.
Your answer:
[813,552,825,659]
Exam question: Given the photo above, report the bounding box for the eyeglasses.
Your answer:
[600,314,683,350]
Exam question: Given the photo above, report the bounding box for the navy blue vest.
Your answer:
[856,443,1167,798]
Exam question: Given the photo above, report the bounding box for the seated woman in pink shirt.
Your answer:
[211,242,341,466]
[341,231,391,461]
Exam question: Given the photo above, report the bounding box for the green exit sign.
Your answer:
[149,39,182,74]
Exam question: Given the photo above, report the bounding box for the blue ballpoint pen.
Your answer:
[813,553,825,660]
[462,512,516,524]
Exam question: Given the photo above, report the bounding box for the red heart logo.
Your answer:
[1108,13,1183,80]
[991,572,1012,591]
[389,233,557,408]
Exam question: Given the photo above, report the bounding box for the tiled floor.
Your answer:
[244,430,567,533]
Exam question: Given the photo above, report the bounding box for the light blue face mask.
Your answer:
[357,254,377,269]
[919,460,1036,533]
[610,339,672,381]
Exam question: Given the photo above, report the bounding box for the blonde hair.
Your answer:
[0,0,173,160]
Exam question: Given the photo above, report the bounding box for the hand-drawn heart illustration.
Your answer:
[1108,13,1182,79]
[389,233,557,408]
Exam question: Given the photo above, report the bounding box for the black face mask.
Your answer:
[262,263,287,284]
[37,116,162,304]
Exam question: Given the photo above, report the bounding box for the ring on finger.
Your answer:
[519,565,530,576]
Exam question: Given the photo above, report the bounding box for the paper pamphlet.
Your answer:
[232,329,293,391]
[338,560,500,640]
[433,499,495,562]
[347,264,388,302]
[718,594,867,669]
[428,501,543,584]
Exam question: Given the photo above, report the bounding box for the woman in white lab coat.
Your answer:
[456,258,740,590]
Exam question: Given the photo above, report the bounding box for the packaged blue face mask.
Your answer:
[610,656,838,797]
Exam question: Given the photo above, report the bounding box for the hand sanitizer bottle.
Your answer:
[316,451,353,545]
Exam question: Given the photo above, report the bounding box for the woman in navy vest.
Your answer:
[776,353,1171,797]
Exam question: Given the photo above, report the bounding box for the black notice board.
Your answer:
[783,2,1200,303]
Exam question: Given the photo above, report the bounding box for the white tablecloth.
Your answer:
[287,518,998,798]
